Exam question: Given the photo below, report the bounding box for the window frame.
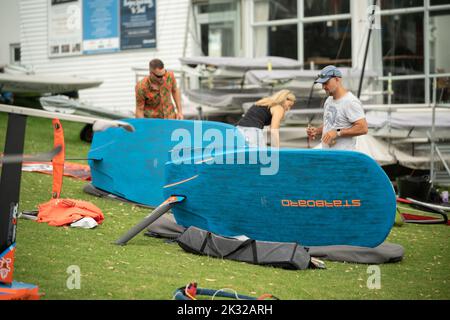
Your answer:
[194,0,242,56]
[250,0,450,104]
[9,43,21,65]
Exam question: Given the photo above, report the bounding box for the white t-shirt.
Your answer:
[322,91,365,150]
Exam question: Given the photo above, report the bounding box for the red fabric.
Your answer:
[37,199,104,227]
[396,197,412,204]
[0,285,40,300]
[401,213,450,225]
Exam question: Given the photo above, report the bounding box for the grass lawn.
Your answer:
[1,112,449,300]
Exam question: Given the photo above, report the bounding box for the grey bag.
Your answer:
[147,214,404,264]
[144,214,186,239]
[83,183,152,208]
[306,243,404,264]
[177,226,315,270]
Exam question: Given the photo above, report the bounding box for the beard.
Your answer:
[325,87,336,96]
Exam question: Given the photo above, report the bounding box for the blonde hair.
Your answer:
[255,89,296,109]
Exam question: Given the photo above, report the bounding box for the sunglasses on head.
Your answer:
[317,70,340,79]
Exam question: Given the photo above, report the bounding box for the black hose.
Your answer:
[357,0,378,98]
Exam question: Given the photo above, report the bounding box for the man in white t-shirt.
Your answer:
[306,65,368,150]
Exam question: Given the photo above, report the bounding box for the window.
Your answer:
[254,24,297,59]
[201,22,235,56]
[198,1,235,13]
[431,76,450,103]
[304,0,350,17]
[430,10,450,104]
[303,20,351,68]
[431,0,450,5]
[381,13,424,76]
[379,0,423,10]
[430,10,450,73]
[250,0,450,104]
[385,79,425,103]
[10,43,21,64]
[254,0,297,22]
[194,0,240,56]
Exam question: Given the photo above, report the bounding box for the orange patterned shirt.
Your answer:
[135,70,178,119]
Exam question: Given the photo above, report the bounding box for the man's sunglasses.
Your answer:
[152,71,166,78]
[316,70,340,79]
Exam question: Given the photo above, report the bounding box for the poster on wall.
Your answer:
[48,0,82,57]
[82,0,120,54]
[120,0,157,50]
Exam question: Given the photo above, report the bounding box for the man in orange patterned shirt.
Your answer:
[135,58,183,119]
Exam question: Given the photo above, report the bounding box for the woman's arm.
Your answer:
[269,106,285,148]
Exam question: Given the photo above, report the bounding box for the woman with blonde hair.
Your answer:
[236,89,296,148]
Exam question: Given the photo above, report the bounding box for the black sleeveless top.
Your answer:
[237,105,272,129]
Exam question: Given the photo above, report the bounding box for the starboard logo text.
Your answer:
[281,199,361,208]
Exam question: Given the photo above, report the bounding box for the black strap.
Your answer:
[199,232,210,253]
[290,243,299,264]
[250,240,258,264]
[221,239,254,258]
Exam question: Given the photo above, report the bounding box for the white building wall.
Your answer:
[19,0,193,112]
[0,0,21,66]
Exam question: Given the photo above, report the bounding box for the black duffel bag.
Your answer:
[177,226,323,270]
[396,175,432,201]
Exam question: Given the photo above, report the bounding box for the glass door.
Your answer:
[194,0,241,56]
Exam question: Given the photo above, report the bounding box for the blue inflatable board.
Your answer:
[164,148,396,247]
[88,119,246,207]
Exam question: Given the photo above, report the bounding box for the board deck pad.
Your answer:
[88,119,246,207]
[164,149,396,247]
